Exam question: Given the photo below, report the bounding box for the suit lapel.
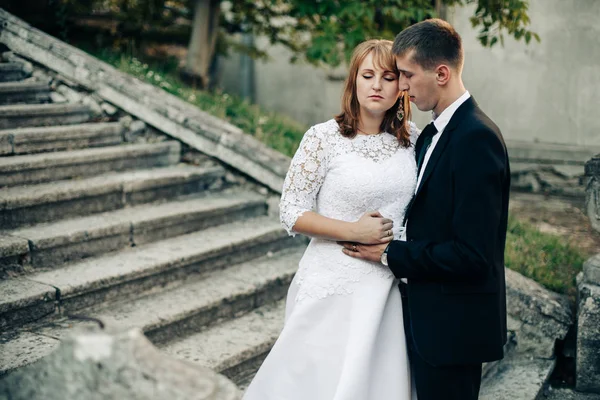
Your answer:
[408,97,477,215]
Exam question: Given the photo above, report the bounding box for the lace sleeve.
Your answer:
[279,125,330,236]
[408,121,421,146]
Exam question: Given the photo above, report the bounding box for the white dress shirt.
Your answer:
[400,90,471,243]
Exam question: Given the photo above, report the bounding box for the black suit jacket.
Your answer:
[387,97,509,366]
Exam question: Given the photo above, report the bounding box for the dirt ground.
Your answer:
[509,192,600,257]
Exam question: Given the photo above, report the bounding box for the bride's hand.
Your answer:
[351,211,394,244]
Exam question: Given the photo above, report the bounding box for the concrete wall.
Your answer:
[217,37,352,128]
[217,0,600,148]
[448,0,600,147]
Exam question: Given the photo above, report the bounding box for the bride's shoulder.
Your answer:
[304,119,341,142]
[312,119,341,135]
[407,121,421,146]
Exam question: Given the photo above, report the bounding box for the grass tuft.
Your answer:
[505,215,585,299]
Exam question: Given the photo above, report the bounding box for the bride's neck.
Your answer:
[358,113,384,135]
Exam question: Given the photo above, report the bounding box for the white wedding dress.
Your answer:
[243,119,419,400]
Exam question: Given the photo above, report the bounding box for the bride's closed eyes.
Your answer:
[362,74,397,82]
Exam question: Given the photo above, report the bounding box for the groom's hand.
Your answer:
[339,242,388,263]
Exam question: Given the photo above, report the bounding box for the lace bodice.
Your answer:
[280,119,419,301]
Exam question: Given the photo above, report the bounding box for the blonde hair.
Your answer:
[335,39,411,147]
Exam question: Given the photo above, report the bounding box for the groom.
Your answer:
[343,19,510,400]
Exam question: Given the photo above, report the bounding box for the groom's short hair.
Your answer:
[392,18,464,72]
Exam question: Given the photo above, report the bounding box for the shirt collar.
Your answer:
[432,90,471,133]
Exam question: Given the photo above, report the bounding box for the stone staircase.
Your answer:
[0,54,304,390]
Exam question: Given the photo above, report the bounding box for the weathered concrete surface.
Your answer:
[0,278,55,330]
[26,217,292,316]
[0,234,29,257]
[0,62,30,82]
[0,165,225,229]
[1,247,301,374]
[163,298,286,388]
[505,268,573,358]
[582,254,600,286]
[0,331,59,376]
[0,103,91,129]
[0,141,181,186]
[0,328,241,400]
[479,355,555,400]
[577,255,600,394]
[0,122,124,155]
[0,234,29,277]
[9,191,265,269]
[0,80,51,105]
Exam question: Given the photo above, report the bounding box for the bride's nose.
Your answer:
[372,78,382,90]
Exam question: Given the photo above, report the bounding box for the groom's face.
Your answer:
[396,51,439,113]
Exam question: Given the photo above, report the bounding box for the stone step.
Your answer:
[0,234,30,277]
[0,330,59,378]
[5,190,267,272]
[0,277,57,333]
[0,103,92,129]
[0,122,124,156]
[0,141,181,187]
[0,165,226,229]
[0,246,302,375]
[0,80,51,105]
[479,355,555,400]
[0,62,30,82]
[162,298,287,389]
[0,216,296,331]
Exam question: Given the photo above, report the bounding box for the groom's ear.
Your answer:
[435,65,451,86]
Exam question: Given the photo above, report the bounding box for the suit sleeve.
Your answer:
[386,129,507,282]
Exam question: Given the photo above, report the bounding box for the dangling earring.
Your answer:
[396,96,405,121]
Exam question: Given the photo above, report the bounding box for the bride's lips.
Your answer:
[369,95,384,100]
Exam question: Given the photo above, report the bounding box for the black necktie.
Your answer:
[416,122,438,175]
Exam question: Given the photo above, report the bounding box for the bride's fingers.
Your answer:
[380,230,394,242]
[382,222,393,231]
[380,227,394,238]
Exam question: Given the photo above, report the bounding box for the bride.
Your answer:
[243,39,419,400]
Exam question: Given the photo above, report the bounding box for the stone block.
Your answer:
[479,356,555,400]
[586,176,600,233]
[585,155,600,177]
[49,92,67,103]
[0,327,240,399]
[124,120,146,142]
[577,258,600,394]
[505,268,573,358]
[56,84,83,103]
[583,254,600,286]
[100,102,118,116]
